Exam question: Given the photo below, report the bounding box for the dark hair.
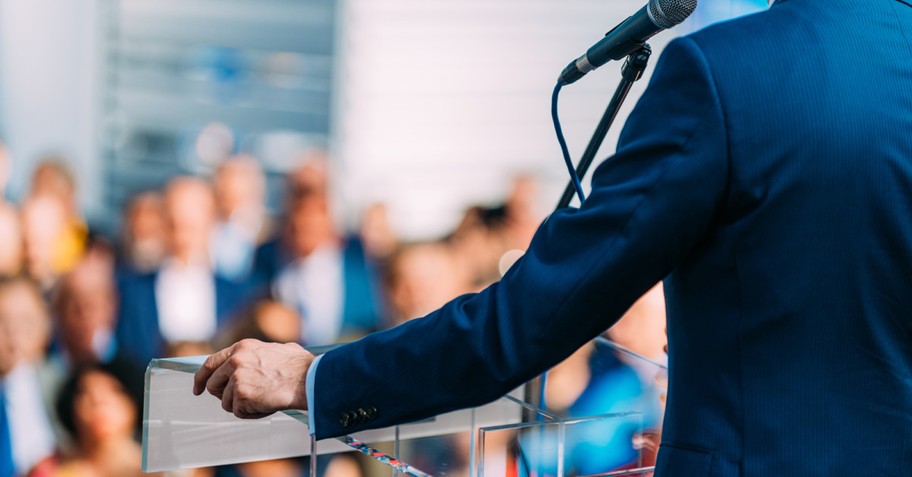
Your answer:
[55,358,145,440]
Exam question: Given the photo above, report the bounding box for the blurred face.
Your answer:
[21,195,68,280]
[388,244,470,324]
[164,179,216,262]
[74,371,136,443]
[124,194,167,271]
[0,282,49,374]
[608,282,667,359]
[31,163,75,206]
[214,158,264,219]
[253,302,301,343]
[126,194,166,249]
[57,269,116,364]
[360,204,396,258]
[286,159,329,202]
[285,197,335,258]
[0,205,23,276]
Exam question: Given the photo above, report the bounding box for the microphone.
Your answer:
[558,0,697,85]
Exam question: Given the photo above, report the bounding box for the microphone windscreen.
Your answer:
[649,0,698,29]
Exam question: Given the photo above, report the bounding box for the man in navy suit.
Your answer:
[196,1,912,474]
[249,156,382,345]
[117,177,248,365]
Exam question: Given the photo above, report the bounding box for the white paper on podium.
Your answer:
[143,355,525,472]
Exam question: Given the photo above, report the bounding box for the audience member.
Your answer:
[322,455,363,477]
[118,192,167,274]
[0,137,661,476]
[0,204,23,278]
[52,250,120,368]
[501,174,543,250]
[215,299,301,349]
[211,156,272,282]
[536,283,667,474]
[28,160,78,220]
[21,195,84,291]
[358,203,397,261]
[40,360,153,477]
[0,277,59,475]
[253,154,381,345]
[115,177,248,366]
[448,205,511,288]
[384,242,472,327]
[606,283,668,372]
[27,161,87,278]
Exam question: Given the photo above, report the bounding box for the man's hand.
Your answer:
[192,339,315,419]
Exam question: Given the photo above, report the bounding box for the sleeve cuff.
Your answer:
[305,353,324,436]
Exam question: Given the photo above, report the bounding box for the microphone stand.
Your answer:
[522,44,653,420]
[556,44,652,209]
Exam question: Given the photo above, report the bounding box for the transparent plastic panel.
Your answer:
[478,412,652,477]
[142,356,315,472]
[309,392,541,477]
[143,356,528,473]
[143,335,667,476]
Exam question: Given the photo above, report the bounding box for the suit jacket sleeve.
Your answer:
[311,36,730,440]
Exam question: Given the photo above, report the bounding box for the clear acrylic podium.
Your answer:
[143,341,663,477]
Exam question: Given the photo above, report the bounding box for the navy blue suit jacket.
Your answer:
[115,269,247,366]
[313,1,912,474]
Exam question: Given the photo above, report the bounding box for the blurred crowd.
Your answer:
[0,138,668,477]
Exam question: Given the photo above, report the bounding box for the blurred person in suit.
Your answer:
[197,1,912,475]
[0,204,23,278]
[51,246,121,369]
[117,192,167,274]
[252,153,381,345]
[211,156,272,282]
[115,177,248,366]
[0,277,59,475]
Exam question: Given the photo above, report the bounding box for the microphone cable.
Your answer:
[551,82,587,205]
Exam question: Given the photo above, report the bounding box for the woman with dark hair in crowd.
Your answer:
[30,359,151,477]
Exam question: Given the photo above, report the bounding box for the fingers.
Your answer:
[207,358,238,400]
[193,345,235,395]
[224,373,274,419]
[221,376,236,414]
[191,339,301,420]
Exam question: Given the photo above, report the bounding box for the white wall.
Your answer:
[333,0,712,240]
[0,0,101,216]
[0,0,764,233]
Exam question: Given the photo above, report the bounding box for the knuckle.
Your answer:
[237,338,259,350]
[202,355,217,371]
[235,384,251,400]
